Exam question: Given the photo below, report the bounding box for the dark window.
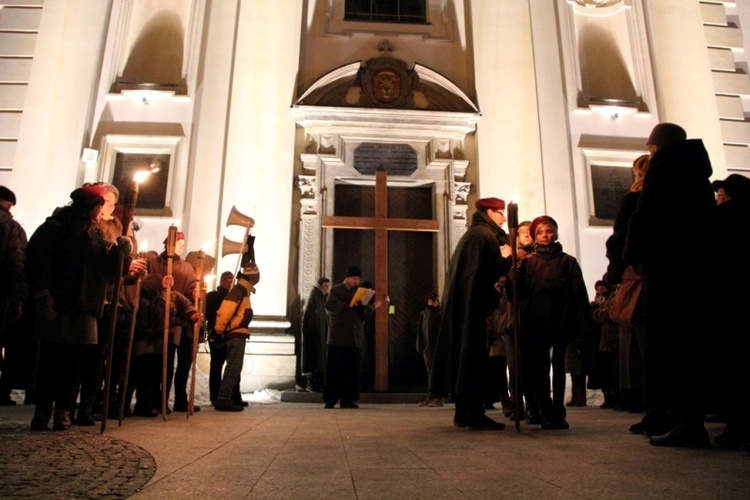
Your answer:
[112,152,170,211]
[345,0,427,24]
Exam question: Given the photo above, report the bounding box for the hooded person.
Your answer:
[429,197,512,430]
[623,123,716,447]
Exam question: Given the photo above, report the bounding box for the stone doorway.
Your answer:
[332,183,436,392]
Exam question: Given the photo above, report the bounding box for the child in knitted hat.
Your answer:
[516,215,592,430]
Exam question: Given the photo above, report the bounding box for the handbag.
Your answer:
[609,266,643,328]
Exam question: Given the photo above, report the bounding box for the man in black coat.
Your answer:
[302,277,330,392]
[624,122,716,447]
[429,197,512,430]
[0,186,27,406]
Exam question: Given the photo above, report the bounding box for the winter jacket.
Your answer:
[518,242,591,345]
[214,276,253,340]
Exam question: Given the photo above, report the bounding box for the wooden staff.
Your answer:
[162,226,178,421]
[187,251,205,417]
[507,201,522,432]
[100,181,138,434]
[118,262,142,426]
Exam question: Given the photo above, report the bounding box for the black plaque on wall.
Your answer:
[353,143,417,176]
[590,164,633,224]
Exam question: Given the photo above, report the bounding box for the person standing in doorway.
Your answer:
[302,277,330,392]
[323,266,380,409]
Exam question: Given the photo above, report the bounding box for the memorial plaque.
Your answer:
[353,143,417,176]
[590,164,632,224]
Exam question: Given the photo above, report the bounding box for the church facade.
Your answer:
[3,0,749,392]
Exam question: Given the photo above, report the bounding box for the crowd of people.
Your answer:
[3,121,748,450]
[0,182,260,430]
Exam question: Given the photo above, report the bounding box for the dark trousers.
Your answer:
[217,336,246,401]
[157,337,193,408]
[209,341,241,403]
[323,345,360,405]
[131,353,160,412]
[530,340,567,421]
[34,340,84,416]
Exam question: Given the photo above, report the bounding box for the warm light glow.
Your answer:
[139,239,149,253]
[133,170,151,183]
[201,239,216,253]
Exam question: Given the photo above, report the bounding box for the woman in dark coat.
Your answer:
[26,185,131,431]
[604,154,649,415]
[429,197,512,430]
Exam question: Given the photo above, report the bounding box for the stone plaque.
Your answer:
[590,164,632,223]
[353,143,417,176]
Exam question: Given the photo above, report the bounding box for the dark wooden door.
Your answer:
[333,184,435,392]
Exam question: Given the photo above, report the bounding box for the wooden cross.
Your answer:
[322,167,439,391]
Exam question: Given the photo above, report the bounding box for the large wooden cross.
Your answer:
[322,167,440,392]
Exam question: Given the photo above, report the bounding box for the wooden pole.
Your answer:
[100,180,138,434]
[162,226,177,420]
[187,251,205,417]
[507,201,522,432]
[118,269,142,426]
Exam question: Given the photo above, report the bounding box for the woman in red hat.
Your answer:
[26,184,133,431]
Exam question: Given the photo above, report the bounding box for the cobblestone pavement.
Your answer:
[0,409,155,499]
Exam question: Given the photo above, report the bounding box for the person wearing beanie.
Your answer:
[623,122,715,447]
[73,181,148,425]
[323,264,380,409]
[516,215,592,430]
[429,196,512,430]
[710,173,750,448]
[26,184,132,431]
[204,271,242,406]
[302,277,331,393]
[141,229,200,414]
[213,262,255,412]
[645,122,686,154]
[0,186,28,406]
[713,174,750,207]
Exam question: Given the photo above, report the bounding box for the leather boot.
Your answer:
[53,409,72,431]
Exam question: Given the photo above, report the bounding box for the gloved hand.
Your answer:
[116,236,133,257]
[34,290,56,321]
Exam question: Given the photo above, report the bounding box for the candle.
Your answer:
[507,201,518,229]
